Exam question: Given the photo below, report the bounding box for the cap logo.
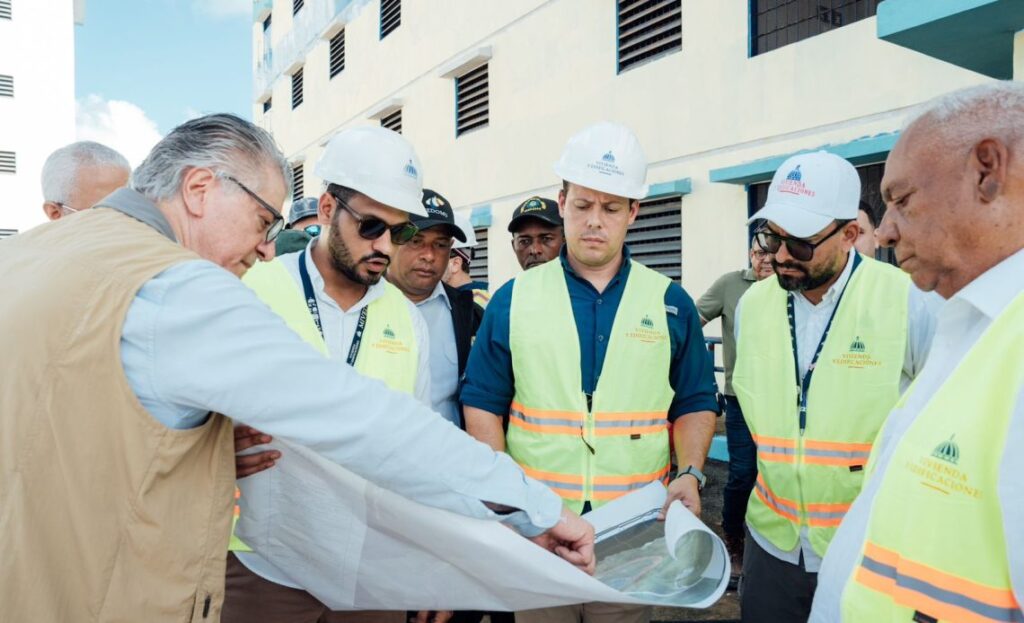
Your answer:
[778,164,815,198]
[404,160,418,178]
[521,198,545,213]
[425,195,447,208]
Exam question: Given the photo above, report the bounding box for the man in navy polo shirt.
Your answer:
[462,122,719,623]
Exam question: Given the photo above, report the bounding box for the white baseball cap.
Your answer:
[748,151,860,238]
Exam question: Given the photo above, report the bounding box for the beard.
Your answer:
[326,223,389,286]
[771,257,841,292]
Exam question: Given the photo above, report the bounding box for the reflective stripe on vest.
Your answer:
[840,291,1024,623]
[732,255,910,557]
[508,259,674,514]
[229,257,418,552]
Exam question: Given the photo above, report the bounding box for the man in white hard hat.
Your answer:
[810,81,1024,623]
[462,122,720,623]
[0,114,594,622]
[444,212,491,308]
[222,126,437,623]
[731,151,937,622]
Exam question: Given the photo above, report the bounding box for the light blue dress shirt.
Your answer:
[108,188,562,537]
[415,281,462,427]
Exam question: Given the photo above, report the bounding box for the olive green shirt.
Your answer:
[696,268,756,396]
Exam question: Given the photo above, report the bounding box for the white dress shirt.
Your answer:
[415,281,462,427]
[735,249,940,571]
[810,248,1024,622]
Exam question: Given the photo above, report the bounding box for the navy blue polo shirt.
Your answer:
[460,247,720,421]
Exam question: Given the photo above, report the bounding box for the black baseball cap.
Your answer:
[508,196,562,233]
[411,189,467,242]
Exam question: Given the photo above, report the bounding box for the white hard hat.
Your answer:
[748,151,860,238]
[315,126,427,217]
[553,121,649,199]
[452,211,477,248]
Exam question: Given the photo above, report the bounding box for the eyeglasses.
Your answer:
[303,224,322,237]
[55,202,81,214]
[221,174,285,243]
[755,223,846,262]
[331,192,419,245]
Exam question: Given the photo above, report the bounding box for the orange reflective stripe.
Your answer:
[510,401,580,421]
[751,434,797,448]
[753,434,798,463]
[592,465,670,486]
[804,438,872,466]
[520,465,584,485]
[592,411,668,437]
[508,415,579,436]
[595,424,665,437]
[804,439,873,453]
[234,487,241,517]
[754,474,800,523]
[857,542,1022,623]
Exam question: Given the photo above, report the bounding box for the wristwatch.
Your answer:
[676,465,707,491]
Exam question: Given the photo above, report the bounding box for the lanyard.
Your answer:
[298,249,368,367]
[787,253,861,434]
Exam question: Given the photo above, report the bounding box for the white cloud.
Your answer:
[192,0,250,19]
[76,94,163,168]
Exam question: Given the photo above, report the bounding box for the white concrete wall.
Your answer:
[253,0,991,303]
[0,0,78,233]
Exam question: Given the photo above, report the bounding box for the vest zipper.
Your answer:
[796,386,807,529]
[584,392,594,505]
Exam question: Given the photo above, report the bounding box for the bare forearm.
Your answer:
[464,405,506,452]
[672,410,716,470]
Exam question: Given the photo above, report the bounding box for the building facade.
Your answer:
[0,0,84,236]
[251,0,1010,315]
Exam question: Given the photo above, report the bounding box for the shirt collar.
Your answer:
[558,244,633,289]
[948,247,1024,321]
[741,267,757,282]
[96,188,178,242]
[418,280,451,309]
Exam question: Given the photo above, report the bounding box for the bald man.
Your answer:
[810,82,1024,622]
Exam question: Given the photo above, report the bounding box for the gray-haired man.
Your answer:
[40,140,130,220]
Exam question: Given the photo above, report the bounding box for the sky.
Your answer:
[74,0,254,166]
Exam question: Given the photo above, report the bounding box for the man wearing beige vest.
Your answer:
[0,113,594,622]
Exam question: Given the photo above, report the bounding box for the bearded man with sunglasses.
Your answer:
[223,126,437,623]
[730,151,937,623]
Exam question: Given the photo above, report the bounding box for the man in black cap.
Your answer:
[508,196,564,270]
[274,197,321,254]
[388,189,484,428]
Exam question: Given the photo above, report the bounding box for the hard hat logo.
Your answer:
[404,160,418,179]
[602,151,616,164]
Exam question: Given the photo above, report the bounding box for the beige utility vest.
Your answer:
[0,208,237,622]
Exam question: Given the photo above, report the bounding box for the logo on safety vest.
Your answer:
[626,314,666,344]
[932,435,960,465]
[371,323,411,355]
[832,335,880,369]
[903,434,980,500]
[778,165,816,198]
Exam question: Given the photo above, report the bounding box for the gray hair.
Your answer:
[907,81,1024,150]
[130,113,292,203]
[41,141,130,203]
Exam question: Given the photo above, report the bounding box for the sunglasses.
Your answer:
[221,174,285,243]
[331,192,418,245]
[755,222,846,262]
[303,224,322,237]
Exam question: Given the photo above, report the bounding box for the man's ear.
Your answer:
[557,189,567,218]
[180,167,218,218]
[972,138,1008,203]
[42,202,63,221]
[626,199,640,226]
[318,191,334,225]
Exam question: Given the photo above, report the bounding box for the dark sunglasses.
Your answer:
[331,192,418,245]
[221,174,285,243]
[303,224,322,237]
[755,222,846,262]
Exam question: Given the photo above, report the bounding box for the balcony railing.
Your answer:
[254,0,363,99]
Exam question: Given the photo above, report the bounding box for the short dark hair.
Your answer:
[561,179,639,203]
[858,201,882,228]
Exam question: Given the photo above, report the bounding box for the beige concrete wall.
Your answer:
[253,0,991,311]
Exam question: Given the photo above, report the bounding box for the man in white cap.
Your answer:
[462,122,719,623]
[444,211,491,308]
[810,81,1024,623]
[731,151,937,622]
[223,126,435,622]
